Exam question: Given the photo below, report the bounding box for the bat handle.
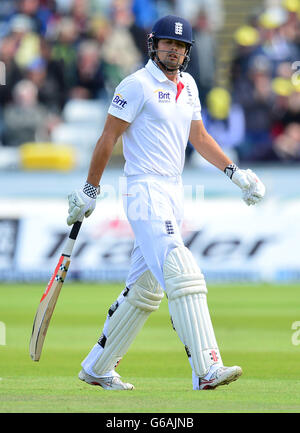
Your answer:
[63,220,83,257]
[69,220,82,240]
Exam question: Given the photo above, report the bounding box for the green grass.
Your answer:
[0,282,300,413]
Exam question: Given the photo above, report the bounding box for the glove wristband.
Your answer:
[224,163,239,179]
[83,182,100,199]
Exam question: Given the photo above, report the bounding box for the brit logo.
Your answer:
[112,93,127,109]
[154,89,171,103]
[175,22,183,35]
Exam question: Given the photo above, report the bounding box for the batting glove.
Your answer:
[224,164,265,206]
[67,182,100,225]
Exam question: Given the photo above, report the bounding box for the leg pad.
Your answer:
[164,246,221,377]
[92,270,163,376]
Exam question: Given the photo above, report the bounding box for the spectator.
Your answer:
[230,25,261,93]
[203,88,244,162]
[16,0,54,36]
[50,17,79,86]
[25,56,63,112]
[68,39,106,100]
[189,11,217,104]
[70,0,90,38]
[0,34,23,106]
[283,83,300,126]
[256,6,299,73]
[271,77,300,161]
[2,79,52,146]
[273,123,300,161]
[9,14,41,69]
[112,0,149,63]
[236,55,275,162]
[39,37,66,108]
[270,76,294,139]
[188,88,245,167]
[88,15,112,46]
[100,0,143,88]
[205,87,245,148]
[283,0,300,51]
[0,0,298,165]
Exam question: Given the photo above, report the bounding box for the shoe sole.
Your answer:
[202,367,243,390]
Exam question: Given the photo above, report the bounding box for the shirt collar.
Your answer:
[145,59,178,83]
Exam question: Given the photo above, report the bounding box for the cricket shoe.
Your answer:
[78,369,135,390]
[198,365,242,390]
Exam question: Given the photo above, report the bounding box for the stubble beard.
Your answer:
[156,51,184,75]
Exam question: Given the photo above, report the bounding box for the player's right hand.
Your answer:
[67,188,96,226]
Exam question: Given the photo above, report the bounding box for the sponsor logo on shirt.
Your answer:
[154,89,171,103]
[112,93,127,109]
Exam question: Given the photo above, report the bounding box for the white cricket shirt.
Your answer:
[108,59,202,176]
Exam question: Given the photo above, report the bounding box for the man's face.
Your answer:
[157,38,187,70]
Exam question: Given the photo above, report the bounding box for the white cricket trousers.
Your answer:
[81,174,186,376]
[124,174,185,290]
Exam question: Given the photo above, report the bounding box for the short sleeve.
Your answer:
[108,75,144,123]
[192,84,202,121]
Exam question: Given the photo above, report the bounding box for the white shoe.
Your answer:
[78,369,135,390]
[198,365,242,390]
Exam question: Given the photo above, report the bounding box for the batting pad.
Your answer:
[93,270,164,376]
[163,246,222,378]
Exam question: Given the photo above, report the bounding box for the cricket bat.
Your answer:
[29,220,82,361]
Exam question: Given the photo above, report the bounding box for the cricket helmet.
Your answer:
[148,15,194,73]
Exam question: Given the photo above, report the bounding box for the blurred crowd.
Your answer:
[228,0,300,163]
[0,0,300,164]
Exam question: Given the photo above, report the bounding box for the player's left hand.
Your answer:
[231,168,265,206]
[231,169,266,206]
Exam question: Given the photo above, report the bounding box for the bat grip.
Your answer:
[69,220,82,240]
[63,220,83,257]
